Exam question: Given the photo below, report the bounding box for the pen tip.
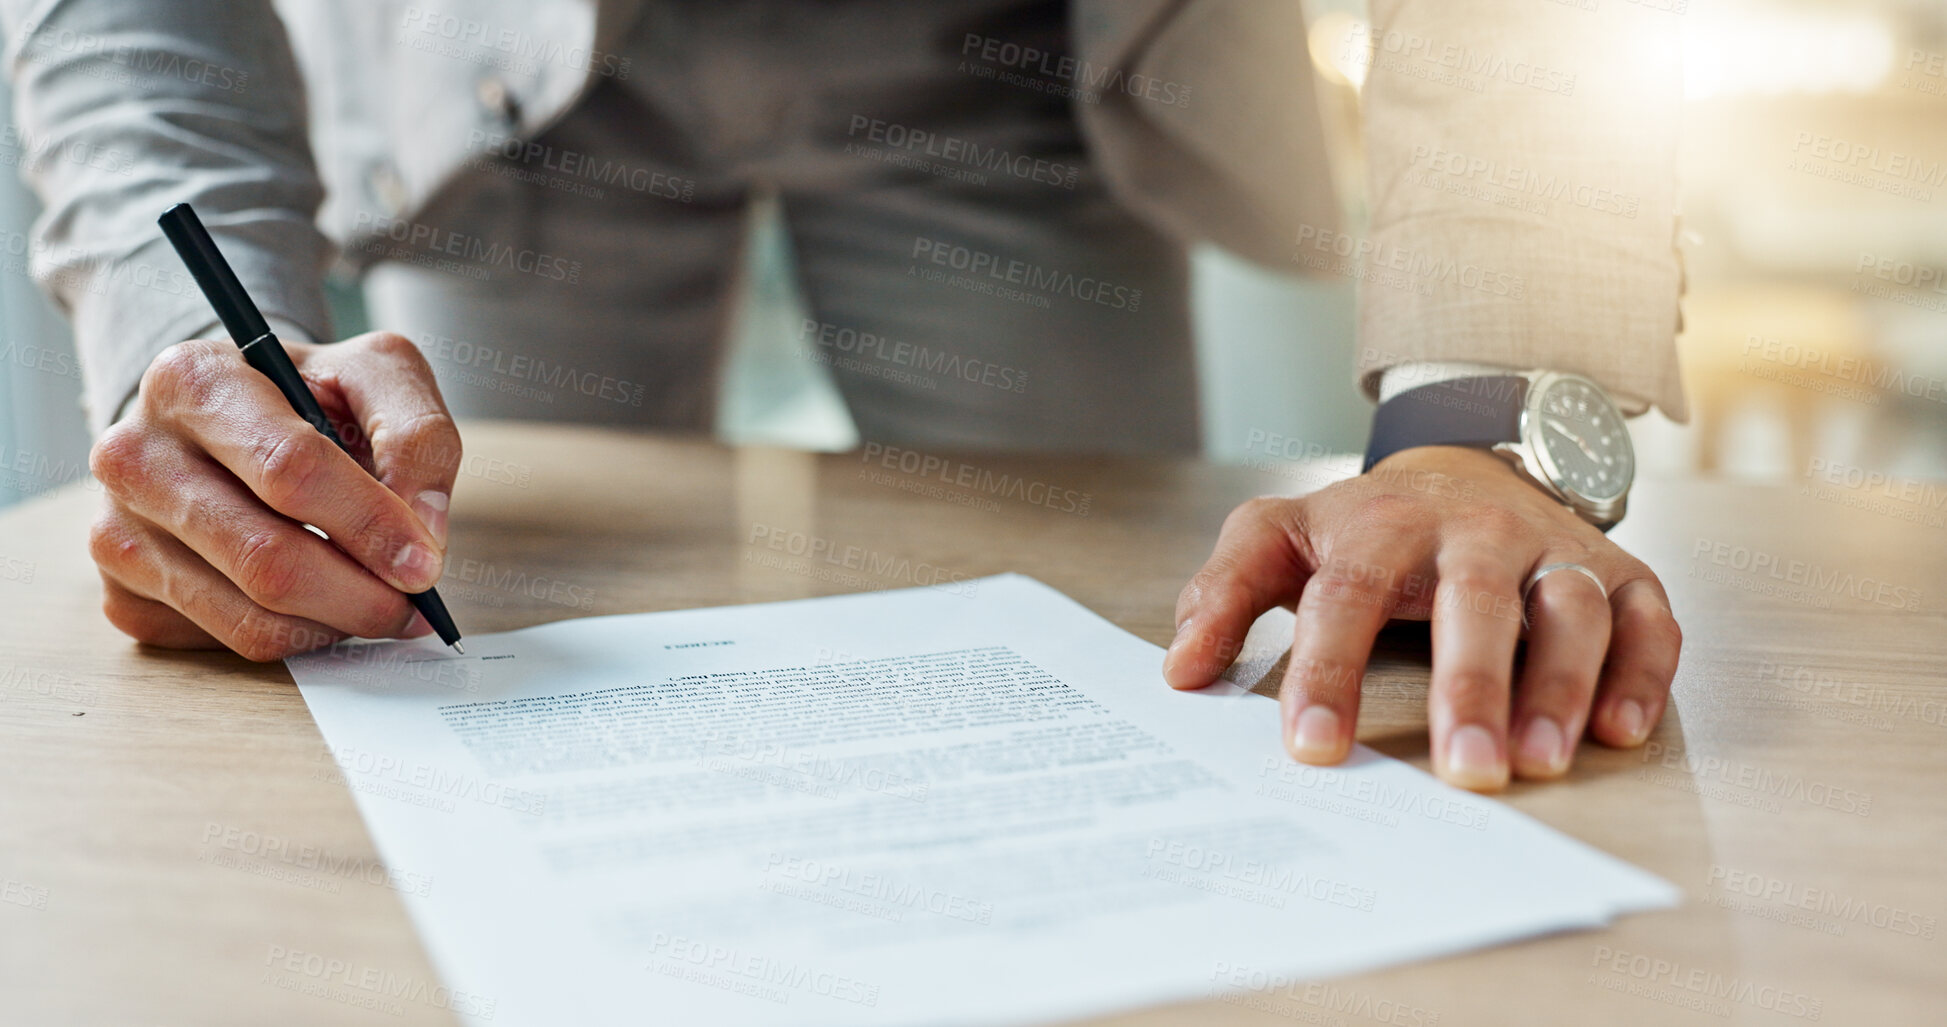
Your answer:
[451,641,466,655]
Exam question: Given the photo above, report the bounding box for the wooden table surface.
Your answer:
[1,420,1941,1026]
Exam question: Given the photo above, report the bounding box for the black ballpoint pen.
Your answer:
[157,202,464,654]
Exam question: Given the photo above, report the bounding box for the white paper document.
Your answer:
[289,574,1677,1026]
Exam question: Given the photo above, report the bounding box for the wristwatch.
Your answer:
[1362,370,1635,530]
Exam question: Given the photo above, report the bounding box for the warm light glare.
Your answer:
[1308,12,1369,92]
[1682,5,1896,100]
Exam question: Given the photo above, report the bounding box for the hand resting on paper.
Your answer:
[1163,446,1681,793]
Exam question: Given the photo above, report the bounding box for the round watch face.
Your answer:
[1533,377,1633,502]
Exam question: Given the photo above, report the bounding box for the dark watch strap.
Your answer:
[1362,375,1529,472]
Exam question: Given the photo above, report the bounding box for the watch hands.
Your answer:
[1545,417,1602,463]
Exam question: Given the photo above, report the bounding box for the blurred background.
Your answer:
[3,0,1944,510]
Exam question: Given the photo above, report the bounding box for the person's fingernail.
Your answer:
[1288,705,1341,763]
[1518,717,1567,776]
[400,612,433,638]
[392,542,442,591]
[1162,619,1193,684]
[413,490,450,549]
[1443,725,1506,791]
[1613,699,1649,746]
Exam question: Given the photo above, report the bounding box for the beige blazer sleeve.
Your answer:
[1352,0,1687,420]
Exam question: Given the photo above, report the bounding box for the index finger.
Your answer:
[153,343,445,594]
[306,332,463,549]
[1163,498,1312,690]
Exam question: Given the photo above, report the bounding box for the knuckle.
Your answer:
[1179,623,1245,665]
[1612,555,1656,585]
[1626,603,1684,655]
[364,330,420,361]
[231,530,307,607]
[1436,556,1511,597]
[1172,580,1201,623]
[340,504,407,566]
[1286,656,1364,695]
[226,609,300,662]
[88,425,148,496]
[1462,504,1528,539]
[102,593,168,647]
[87,515,142,571]
[1309,563,1393,608]
[1440,668,1508,709]
[175,491,227,537]
[1186,559,1237,601]
[254,430,333,508]
[1439,576,1522,622]
[140,339,226,410]
[1521,668,1597,705]
[357,596,416,638]
[142,342,201,390]
[1319,553,1394,588]
[321,578,414,637]
[378,410,462,480]
[1220,495,1283,534]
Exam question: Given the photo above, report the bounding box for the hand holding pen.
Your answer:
[81,203,463,659]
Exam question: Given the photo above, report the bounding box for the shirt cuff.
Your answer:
[1378,361,1649,416]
